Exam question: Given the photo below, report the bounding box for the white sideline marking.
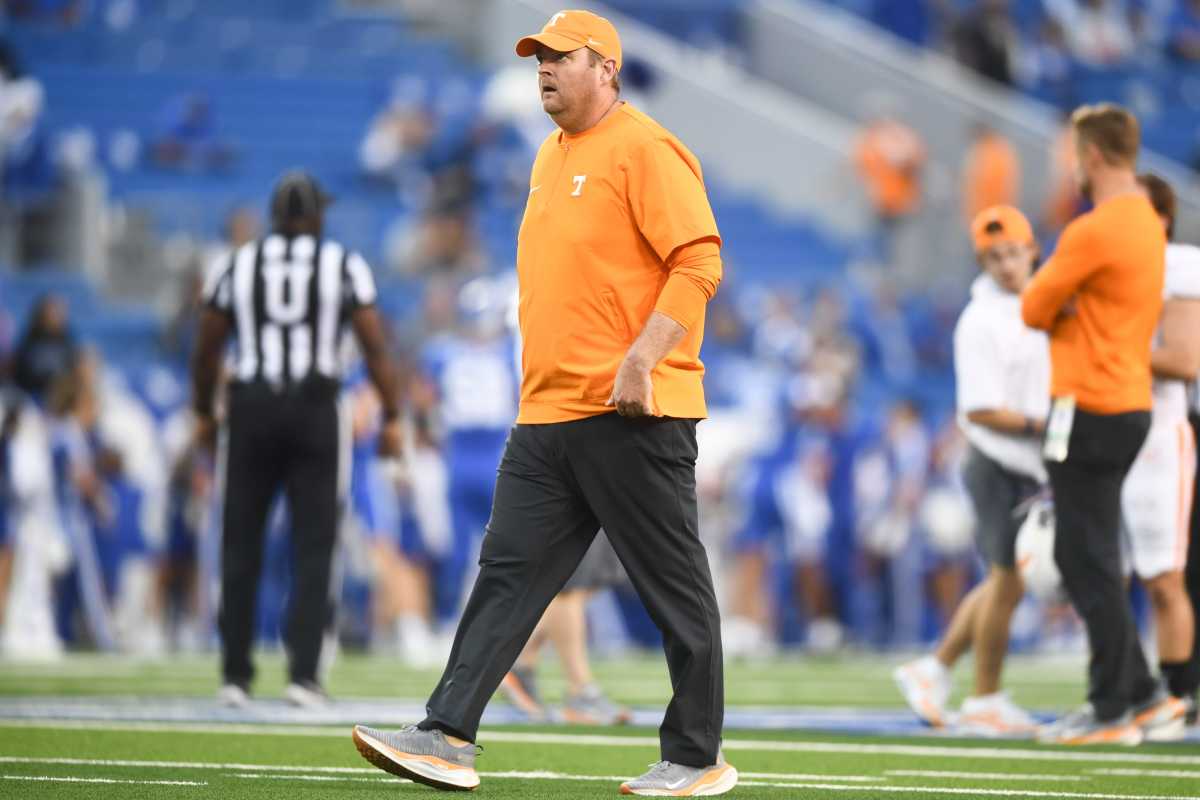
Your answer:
[483,770,880,784]
[754,784,1200,800]
[229,773,412,784]
[1095,768,1200,779]
[0,762,868,786]
[2,774,207,786]
[0,756,378,773]
[888,769,1086,782]
[5,757,1188,798]
[3,757,1197,799]
[4,718,1200,766]
[219,771,1200,799]
[740,771,881,782]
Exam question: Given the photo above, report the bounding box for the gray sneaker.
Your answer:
[620,758,738,796]
[1036,704,1143,746]
[352,724,480,791]
[563,683,632,726]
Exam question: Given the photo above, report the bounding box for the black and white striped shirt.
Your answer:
[202,234,377,385]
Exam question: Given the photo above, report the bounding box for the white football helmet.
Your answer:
[1015,498,1063,601]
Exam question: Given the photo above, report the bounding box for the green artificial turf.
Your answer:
[1,722,1198,799]
[1,652,1195,798]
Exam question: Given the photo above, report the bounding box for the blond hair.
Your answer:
[1071,103,1140,166]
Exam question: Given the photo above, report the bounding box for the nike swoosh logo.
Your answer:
[666,777,689,790]
[529,185,541,194]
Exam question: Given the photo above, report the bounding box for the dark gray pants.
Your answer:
[420,413,724,767]
[1047,408,1158,721]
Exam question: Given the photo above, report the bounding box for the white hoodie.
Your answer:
[954,274,1051,482]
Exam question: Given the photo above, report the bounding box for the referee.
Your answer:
[192,170,401,707]
[352,10,736,796]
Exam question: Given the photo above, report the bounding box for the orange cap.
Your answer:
[971,205,1035,253]
[515,10,622,72]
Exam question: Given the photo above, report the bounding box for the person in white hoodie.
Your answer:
[895,205,1050,735]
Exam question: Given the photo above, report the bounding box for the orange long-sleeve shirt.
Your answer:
[515,103,722,424]
[1020,193,1165,414]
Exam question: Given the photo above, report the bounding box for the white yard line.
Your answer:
[227,772,913,793]
[4,757,1191,798]
[888,769,1086,782]
[1094,768,1200,779]
[0,756,378,773]
[742,784,1200,800]
[3,718,1200,767]
[219,770,1200,799]
[228,773,412,784]
[0,757,876,784]
[739,771,882,782]
[2,774,206,786]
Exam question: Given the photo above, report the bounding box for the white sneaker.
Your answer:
[958,692,1038,737]
[217,684,250,708]
[396,615,442,670]
[1133,691,1188,742]
[807,617,845,655]
[721,616,774,661]
[893,655,951,728]
[284,681,330,708]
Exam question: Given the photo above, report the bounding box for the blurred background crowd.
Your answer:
[0,0,1192,664]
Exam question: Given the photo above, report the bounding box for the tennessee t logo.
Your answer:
[547,12,567,27]
[571,175,587,196]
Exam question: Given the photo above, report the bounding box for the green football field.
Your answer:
[1,652,1198,799]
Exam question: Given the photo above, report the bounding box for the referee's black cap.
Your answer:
[270,170,333,226]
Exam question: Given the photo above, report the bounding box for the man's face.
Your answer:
[41,298,68,335]
[979,240,1035,293]
[535,44,602,119]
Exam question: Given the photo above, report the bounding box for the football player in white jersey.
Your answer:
[1124,173,1200,728]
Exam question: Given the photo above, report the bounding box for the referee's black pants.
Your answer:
[420,413,724,767]
[1046,408,1158,721]
[219,380,344,688]
[1184,413,1200,698]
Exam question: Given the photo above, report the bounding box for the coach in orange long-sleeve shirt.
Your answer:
[351,10,736,797]
[1021,103,1182,745]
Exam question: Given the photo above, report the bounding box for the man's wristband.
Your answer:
[1022,417,1037,437]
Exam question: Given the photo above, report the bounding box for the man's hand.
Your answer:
[378,417,404,458]
[606,356,657,418]
[193,412,218,453]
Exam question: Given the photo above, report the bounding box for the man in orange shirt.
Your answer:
[962,124,1020,222]
[854,110,926,224]
[1022,103,1186,745]
[351,11,737,796]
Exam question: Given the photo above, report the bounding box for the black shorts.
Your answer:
[961,445,1040,568]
